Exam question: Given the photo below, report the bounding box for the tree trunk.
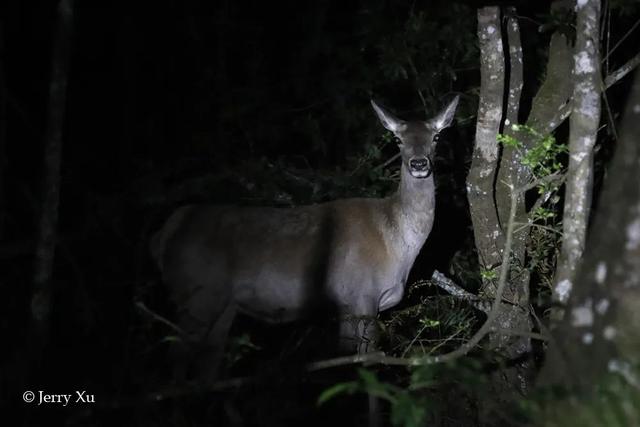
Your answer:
[467,7,534,420]
[467,8,504,279]
[0,23,7,240]
[553,0,602,313]
[31,0,75,361]
[466,2,581,416]
[539,67,640,427]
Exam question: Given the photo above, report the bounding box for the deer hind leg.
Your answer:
[170,281,236,385]
[336,298,382,427]
[337,297,379,355]
[191,300,236,384]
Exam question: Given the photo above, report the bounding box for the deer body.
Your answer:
[152,96,458,380]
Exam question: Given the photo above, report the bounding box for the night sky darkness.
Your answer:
[2,0,638,425]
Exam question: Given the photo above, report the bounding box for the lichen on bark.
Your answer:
[553,0,602,309]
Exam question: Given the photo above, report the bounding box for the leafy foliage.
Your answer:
[319,360,488,427]
[527,364,640,426]
[225,333,262,368]
[379,281,477,359]
[498,124,567,189]
[498,126,566,296]
[318,368,428,427]
[316,277,483,426]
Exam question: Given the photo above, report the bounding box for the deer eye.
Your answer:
[433,133,441,142]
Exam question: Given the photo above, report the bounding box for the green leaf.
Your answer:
[317,381,358,406]
[497,133,522,148]
[480,269,497,280]
[391,393,428,427]
[358,368,396,402]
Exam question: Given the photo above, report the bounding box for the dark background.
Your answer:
[1,0,638,425]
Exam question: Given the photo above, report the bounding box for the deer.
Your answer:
[151,95,459,382]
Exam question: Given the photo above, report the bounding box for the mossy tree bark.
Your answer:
[467,0,577,413]
[539,67,640,427]
[552,0,602,315]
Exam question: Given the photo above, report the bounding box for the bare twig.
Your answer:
[306,351,404,371]
[514,222,563,236]
[405,47,428,113]
[401,322,432,358]
[426,328,466,356]
[516,171,565,194]
[135,301,189,339]
[430,270,491,313]
[493,328,549,341]
[374,152,401,171]
[602,17,640,62]
[604,51,640,88]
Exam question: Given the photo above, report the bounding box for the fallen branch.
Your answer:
[430,270,491,313]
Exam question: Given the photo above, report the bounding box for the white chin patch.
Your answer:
[410,170,431,178]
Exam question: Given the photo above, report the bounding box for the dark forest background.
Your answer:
[1,0,639,426]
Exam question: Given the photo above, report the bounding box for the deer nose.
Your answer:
[409,157,431,171]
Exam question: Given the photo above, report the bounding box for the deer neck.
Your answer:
[388,164,436,251]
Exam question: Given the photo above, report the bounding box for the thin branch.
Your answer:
[515,171,565,194]
[403,7,429,114]
[602,0,611,74]
[374,152,401,171]
[602,16,640,62]
[600,78,619,141]
[401,322,432,358]
[306,351,404,371]
[492,328,549,341]
[135,301,189,339]
[526,173,567,226]
[604,51,640,88]
[405,48,428,113]
[430,270,491,313]
[426,328,466,356]
[556,51,640,128]
[514,222,563,236]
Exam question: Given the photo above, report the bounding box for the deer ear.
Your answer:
[428,95,459,131]
[371,100,407,134]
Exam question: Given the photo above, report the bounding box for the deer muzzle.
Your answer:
[409,157,432,178]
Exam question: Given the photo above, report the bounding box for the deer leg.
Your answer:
[170,278,236,384]
[337,298,379,355]
[336,298,382,427]
[192,301,236,384]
